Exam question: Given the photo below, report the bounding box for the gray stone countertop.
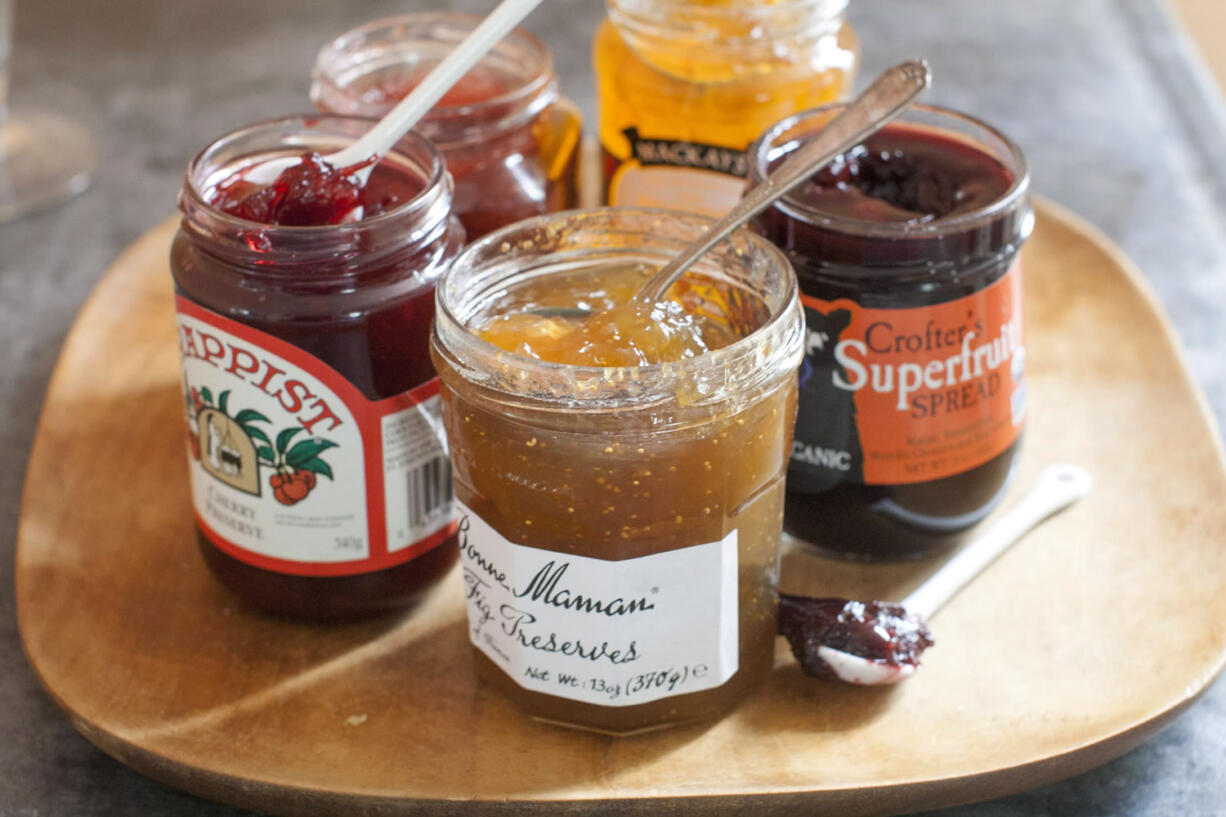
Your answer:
[2,0,1224,814]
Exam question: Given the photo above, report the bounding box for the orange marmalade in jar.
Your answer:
[431,209,804,734]
[594,0,858,215]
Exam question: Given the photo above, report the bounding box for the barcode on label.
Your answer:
[407,455,454,530]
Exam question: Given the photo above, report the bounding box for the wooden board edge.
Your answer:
[13,202,1226,814]
[58,691,1201,817]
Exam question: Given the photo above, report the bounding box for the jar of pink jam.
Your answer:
[310,12,583,239]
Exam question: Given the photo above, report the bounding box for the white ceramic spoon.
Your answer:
[242,0,541,187]
[782,464,1093,685]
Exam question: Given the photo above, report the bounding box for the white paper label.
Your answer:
[608,164,747,218]
[382,396,452,553]
[457,503,739,707]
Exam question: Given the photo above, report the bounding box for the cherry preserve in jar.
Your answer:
[172,116,464,619]
[310,12,582,239]
[750,104,1033,560]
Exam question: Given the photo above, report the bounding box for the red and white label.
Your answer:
[175,297,456,576]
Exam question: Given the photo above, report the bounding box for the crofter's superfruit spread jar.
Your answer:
[751,103,1033,560]
[431,208,804,734]
[172,116,464,620]
[311,12,582,239]
[593,0,858,216]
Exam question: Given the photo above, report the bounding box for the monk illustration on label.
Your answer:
[182,383,338,505]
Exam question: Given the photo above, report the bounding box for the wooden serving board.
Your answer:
[17,200,1226,816]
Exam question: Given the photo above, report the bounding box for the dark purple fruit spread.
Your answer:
[777,593,934,680]
[794,124,1013,224]
[757,117,1029,562]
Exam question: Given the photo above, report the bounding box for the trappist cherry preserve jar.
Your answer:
[311,12,582,239]
[750,104,1033,560]
[172,116,464,619]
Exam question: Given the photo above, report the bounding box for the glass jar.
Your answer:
[431,208,804,734]
[311,12,582,239]
[593,0,858,216]
[172,116,464,620]
[749,104,1033,560]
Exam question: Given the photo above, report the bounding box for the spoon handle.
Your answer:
[633,59,931,306]
[331,0,543,167]
[902,464,1093,620]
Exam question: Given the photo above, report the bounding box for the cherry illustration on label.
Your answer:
[263,427,337,506]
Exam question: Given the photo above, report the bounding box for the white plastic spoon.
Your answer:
[242,0,542,187]
[780,464,1093,685]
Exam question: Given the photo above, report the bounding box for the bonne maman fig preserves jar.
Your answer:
[751,103,1033,560]
[431,208,804,733]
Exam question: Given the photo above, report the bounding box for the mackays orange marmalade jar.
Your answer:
[594,0,858,215]
[751,104,1034,560]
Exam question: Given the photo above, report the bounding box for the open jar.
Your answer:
[431,209,804,734]
[750,103,1033,560]
[311,12,582,239]
[172,116,464,620]
[594,0,858,215]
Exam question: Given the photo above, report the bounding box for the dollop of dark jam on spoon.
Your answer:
[211,152,407,226]
[778,593,935,682]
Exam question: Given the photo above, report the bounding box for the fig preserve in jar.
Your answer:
[311,12,582,239]
[431,209,804,734]
[750,104,1034,560]
[172,116,464,620]
[594,0,858,216]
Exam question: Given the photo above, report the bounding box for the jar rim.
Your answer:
[748,102,1032,238]
[433,207,804,409]
[181,114,449,235]
[311,12,556,125]
[607,0,849,41]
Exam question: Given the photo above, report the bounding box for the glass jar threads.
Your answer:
[431,208,804,733]
[172,116,464,619]
[311,12,582,239]
[750,103,1034,560]
[594,0,858,216]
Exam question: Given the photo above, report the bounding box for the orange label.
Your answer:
[791,264,1025,488]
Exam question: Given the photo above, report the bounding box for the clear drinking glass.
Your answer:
[0,0,94,222]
